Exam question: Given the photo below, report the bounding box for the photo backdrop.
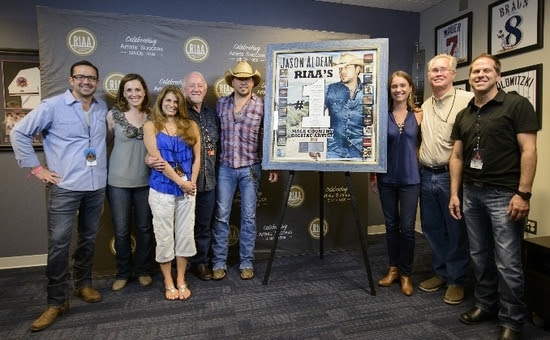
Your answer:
[37,6,375,274]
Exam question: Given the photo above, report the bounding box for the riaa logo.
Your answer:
[66,28,97,56]
[103,73,125,99]
[288,185,305,208]
[308,218,329,240]
[228,224,239,247]
[214,77,234,99]
[184,36,209,63]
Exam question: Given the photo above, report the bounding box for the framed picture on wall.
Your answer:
[497,64,543,128]
[0,49,42,151]
[434,12,472,68]
[488,0,544,58]
[453,79,470,91]
[262,39,389,173]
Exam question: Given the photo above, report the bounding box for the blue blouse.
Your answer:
[149,132,193,196]
[378,110,420,185]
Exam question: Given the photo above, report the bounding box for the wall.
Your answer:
[419,0,549,237]
[0,0,419,265]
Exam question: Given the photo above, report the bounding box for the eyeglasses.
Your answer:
[72,74,98,82]
[429,67,454,74]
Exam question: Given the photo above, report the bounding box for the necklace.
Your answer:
[396,121,405,134]
[392,112,406,134]
[164,125,184,177]
[431,89,456,122]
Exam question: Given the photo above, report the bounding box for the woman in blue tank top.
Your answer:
[143,85,201,301]
[370,70,422,296]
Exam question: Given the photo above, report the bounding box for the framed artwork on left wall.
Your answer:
[0,49,42,151]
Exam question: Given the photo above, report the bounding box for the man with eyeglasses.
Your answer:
[11,60,108,332]
[418,54,473,305]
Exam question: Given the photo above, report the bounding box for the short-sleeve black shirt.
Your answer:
[451,89,539,191]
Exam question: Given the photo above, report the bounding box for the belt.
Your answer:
[422,164,449,173]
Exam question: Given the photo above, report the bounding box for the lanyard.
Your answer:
[473,106,482,149]
[73,102,92,148]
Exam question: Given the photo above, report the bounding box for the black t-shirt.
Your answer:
[451,89,539,191]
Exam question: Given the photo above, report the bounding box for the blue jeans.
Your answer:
[107,185,153,279]
[463,184,527,332]
[420,169,469,285]
[212,163,260,270]
[377,182,420,276]
[191,188,215,266]
[46,186,105,306]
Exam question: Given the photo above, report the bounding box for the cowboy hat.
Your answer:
[224,61,262,87]
[332,53,364,67]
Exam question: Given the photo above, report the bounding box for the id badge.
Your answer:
[84,148,97,167]
[470,148,483,170]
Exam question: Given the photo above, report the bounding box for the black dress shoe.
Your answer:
[498,326,520,340]
[195,264,212,281]
[459,306,495,325]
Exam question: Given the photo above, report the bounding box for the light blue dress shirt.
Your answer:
[11,89,108,191]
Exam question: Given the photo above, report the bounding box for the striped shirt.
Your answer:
[216,93,263,168]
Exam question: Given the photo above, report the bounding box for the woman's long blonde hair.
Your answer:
[151,85,197,145]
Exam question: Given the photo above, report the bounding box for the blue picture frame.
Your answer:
[262,38,389,173]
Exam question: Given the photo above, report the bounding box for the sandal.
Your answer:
[165,285,178,300]
[177,283,192,301]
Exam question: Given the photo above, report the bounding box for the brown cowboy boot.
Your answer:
[30,302,69,332]
[378,266,399,287]
[400,274,414,296]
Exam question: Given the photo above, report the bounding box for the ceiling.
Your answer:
[314,0,445,12]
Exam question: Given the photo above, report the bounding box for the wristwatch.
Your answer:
[515,190,532,201]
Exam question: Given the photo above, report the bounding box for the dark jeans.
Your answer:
[377,182,420,276]
[463,184,527,332]
[46,186,105,306]
[420,169,469,285]
[191,188,215,266]
[107,185,153,279]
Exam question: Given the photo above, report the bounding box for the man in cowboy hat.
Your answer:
[211,61,278,281]
[325,52,365,159]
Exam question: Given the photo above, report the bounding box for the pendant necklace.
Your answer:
[165,125,184,177]
[393,112,406,134]
[431,88,456,123]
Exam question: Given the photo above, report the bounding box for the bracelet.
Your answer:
[27,165,43,178]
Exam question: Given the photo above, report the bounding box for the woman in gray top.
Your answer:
[106,73,153,291]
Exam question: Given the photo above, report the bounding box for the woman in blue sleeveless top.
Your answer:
[370,70,422,296]
[143,85,201,301]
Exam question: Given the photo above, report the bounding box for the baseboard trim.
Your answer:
[0,254,47,270]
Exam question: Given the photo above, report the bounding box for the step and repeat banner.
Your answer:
[36,6,379,275]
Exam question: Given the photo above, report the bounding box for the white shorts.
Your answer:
[148,188,196,263]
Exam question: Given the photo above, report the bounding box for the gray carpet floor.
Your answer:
[1,233,549,339]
